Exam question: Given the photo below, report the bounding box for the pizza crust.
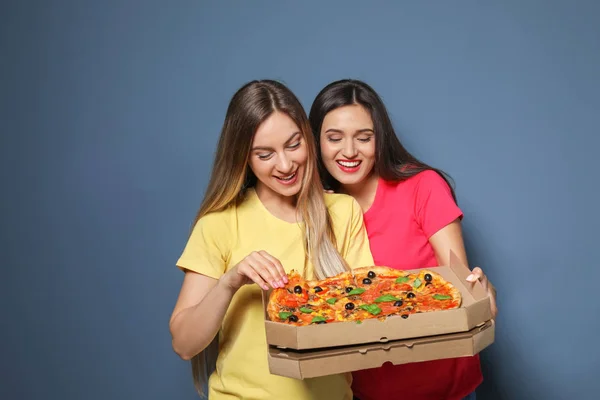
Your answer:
[352,266,403,278]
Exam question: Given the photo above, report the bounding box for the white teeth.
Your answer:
[277,172,296,181]
[338,160,360,167]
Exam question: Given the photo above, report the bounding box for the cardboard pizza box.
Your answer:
[267,319,495,379]
[261,250,492,350]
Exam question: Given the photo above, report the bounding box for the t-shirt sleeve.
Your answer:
[175,210,233,279]
[343,198,375,269]
[414,170,463,239]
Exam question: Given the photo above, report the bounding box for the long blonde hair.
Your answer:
[190,80,349,397]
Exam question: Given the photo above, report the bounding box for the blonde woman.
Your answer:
[169,80,374,400]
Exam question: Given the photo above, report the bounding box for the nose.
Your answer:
[276,152,293,174]
[341,139,358,159]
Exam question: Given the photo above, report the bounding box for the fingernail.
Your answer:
[279,279,285,286]
[466,274,475,282]
[283,276,289,283]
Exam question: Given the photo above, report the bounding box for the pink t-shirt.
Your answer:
[351,170,482,400]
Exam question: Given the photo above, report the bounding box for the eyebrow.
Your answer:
[251,131,301,151]
[324,128,374,134]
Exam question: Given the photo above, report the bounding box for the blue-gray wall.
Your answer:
[2,1,598,399]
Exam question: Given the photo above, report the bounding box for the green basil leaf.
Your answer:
[326,298,338,304]
[413,278,422,288]
[433,294,452,300]
[300,307,314,313]
[359,304,382,315]
[395,276,409,284]
[356,320,363,324]
[278,311,293,320]
[374,294,401,303]
[310,316,326,323]
[348,288,366,295]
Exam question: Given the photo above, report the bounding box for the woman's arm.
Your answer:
[169,272,233,360]
[429,219,498,319]
[169,251,288,360]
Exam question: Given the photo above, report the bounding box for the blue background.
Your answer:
[2,1,598,399]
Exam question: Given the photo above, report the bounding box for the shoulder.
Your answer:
[388,169,453,196]
[413,169,449,186]
[324,192,361,216]
[197,189,260,226]
[192,202,240,241]
[324,192,363,230]
[411,170,455,202]
[196,205,235,227]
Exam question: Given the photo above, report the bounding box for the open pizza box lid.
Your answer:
[267,319,495,380]
[261,250,492,350]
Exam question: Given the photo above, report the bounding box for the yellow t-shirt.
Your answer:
[176,188,374,400]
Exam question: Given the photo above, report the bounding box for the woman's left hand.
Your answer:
[466,267,498,320]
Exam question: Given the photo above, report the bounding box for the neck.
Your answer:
[340,172,379,213]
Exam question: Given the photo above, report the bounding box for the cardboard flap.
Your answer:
[261,288,269,319]
[449,250,487,299]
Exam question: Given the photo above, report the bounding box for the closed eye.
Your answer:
[327,137,342,143]
[287,140,301,149]
[357,137,372,143]
[257,153,273,160]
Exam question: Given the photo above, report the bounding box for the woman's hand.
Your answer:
[467,267,498,319]
[220,250,288,291]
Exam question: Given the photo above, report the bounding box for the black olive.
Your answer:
[288,315,298,322]
[314,286,323,292]
[362,278,372,285]
[345,302,355,310]
[425,282,432,286]
[393,300,403,307]
[407,292,415,299]
[424,273,432,282]
[368,271,376,279]
[316,320,327,324]
[345,287,353,293]
[401,314,409,319]
[293,285,302,294]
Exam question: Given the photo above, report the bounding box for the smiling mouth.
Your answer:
[274,171,297,182]
[336,160,361,168]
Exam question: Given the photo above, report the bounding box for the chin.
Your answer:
[272,178,303,197]
[275,187,301,197]
[332,174,364,187]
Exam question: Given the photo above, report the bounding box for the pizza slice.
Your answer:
[267,270,312,325]
[414,269,462,311]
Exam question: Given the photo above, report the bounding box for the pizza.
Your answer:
[267,266,461,326]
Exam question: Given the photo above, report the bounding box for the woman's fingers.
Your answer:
[245,252,286,289]
[258,251,288,284]
[234,251,288,291]
[238,263,269,290]
[466,267,484,283]
[465,266,498,319]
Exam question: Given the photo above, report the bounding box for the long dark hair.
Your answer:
[308,79,456,201]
